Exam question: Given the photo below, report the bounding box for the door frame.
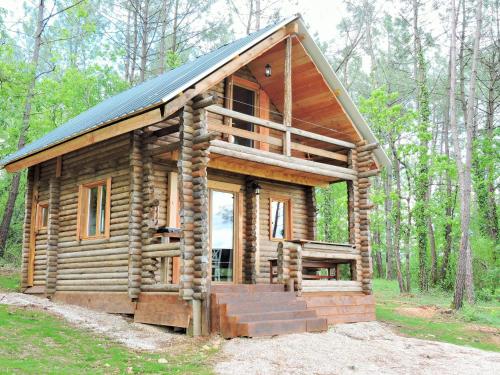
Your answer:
[208,180,243,284]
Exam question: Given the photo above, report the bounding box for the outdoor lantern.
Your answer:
[265,64,272,77]
[252,182,262,195]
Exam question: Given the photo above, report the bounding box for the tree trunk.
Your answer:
[130,0,139,84]
[413,0,430,292]
[384,174,394,280]
[391,142,406,293]
[0,0,45,258]
[451,0,482,309]
[140,0,150,82]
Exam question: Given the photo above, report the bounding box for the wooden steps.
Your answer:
[301,292,376,324]
[211,284,328,338]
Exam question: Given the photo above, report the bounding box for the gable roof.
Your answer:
[1,15,390,169]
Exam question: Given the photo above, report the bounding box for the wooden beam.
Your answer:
[152,124,180,138]
[291,142,347,162]
[55,156,62,177]
[208,158,328,187]
[209,140,356,180]
[283,36,292,156]
[5,109,162,172]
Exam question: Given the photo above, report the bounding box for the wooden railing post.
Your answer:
[277,241,290,285]
[288,242,302,296]
[283,36,292,156]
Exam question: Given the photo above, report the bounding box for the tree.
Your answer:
[451,0,483,309]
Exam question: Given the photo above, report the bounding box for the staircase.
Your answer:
[210,284,328,338]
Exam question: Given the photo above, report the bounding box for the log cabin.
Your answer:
[0,15,390,337]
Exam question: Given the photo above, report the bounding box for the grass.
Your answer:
[0,270,215,374]
[0,305,215,374]
[0,269,20,291]
[374,278,500,352]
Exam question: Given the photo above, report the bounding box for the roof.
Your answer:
[0,16,297,168]
[1,15,390,169]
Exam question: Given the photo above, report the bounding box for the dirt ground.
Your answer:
[1,292,499,374]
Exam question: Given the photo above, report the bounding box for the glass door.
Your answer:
[210,190,236,282]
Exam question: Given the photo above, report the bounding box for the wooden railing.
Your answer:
[206,105,354,164]
[141,242,181,292]
[276,240,363,293]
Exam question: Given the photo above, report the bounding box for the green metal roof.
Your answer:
[1,16,298,168]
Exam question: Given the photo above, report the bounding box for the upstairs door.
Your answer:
[232,84,256,147]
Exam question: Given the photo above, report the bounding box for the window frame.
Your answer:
[36,201,49,231]
[269,195,293,241]
[76,177,111,240]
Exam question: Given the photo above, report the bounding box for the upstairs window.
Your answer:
[77,178,111,240]
[270,196,292,240]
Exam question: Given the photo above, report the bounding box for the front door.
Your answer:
[209,182,241,283]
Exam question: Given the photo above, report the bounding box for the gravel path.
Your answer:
[0,292,187,352]
[214,322,500,375]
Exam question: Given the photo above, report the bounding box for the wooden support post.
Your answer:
[178,102,195,301]
[244,179,260,283]
[45,175,60,297]
[283,36,292,156]
[224,76,234,144]
[305,186,316,241]
[128,130,143,299]
[27,165,40,287]
[21,167,35,290]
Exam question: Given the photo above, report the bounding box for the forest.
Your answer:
[0,0,498,311]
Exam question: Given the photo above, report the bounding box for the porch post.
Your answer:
[283,36,292,156]
[244,179,260,284]
[350,141,379,294]
[21,167,35,290]
[305,186,317,241]
[128,130,144,299]
[179,94,215,335]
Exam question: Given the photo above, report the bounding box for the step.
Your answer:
[234,309,317,323]
[211,284,285,293]
[223,300,308,314]
[214,291,296,304]
[238,317,327,337]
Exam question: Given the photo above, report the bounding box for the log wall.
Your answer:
[55,134,131,292]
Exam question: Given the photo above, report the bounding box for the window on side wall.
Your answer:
[270,196,292,240]
[36,202,49,231]
[77,177,111,240]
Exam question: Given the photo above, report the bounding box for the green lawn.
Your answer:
[0,269,20,291]
[374,279,500,352]
[0,270,215,374]
[0,304,215,374]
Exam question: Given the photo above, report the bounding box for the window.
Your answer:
[270,197,292,240]
[77,178,111,240]
[36,202,49,230]
[232,84,256,147]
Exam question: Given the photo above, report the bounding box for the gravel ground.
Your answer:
[0,292,187,352]
[214,322,500,375]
